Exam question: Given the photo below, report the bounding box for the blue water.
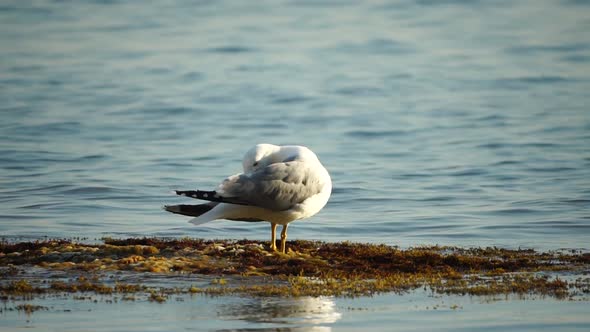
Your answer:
[1,0,589,251]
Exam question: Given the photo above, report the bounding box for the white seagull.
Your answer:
[164,144,332,253]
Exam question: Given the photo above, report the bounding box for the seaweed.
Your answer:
[1,238,588,299]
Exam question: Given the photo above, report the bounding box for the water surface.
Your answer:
[1,0,589,330]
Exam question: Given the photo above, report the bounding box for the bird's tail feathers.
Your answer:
[163,204,214,217]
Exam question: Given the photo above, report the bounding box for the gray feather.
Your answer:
[219,161,324,211]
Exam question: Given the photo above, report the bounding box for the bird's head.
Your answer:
[243,144,314,173]
[242,143,280,173]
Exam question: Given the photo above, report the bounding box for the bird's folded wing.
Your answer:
[218,161,325,211]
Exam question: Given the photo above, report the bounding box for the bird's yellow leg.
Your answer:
[280,224,289,254]
[270,223,278,252]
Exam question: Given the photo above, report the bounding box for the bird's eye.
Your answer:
[253,162,259,167]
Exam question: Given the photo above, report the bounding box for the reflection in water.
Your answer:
[216,327,331,332]
[217,296,341,330]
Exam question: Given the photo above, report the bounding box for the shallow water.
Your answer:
[1,0,589,330]
[1,0,589,250]
[2,0,589,249]
[2,292,589,332]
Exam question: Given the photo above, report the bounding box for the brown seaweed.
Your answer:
[1,238,588,299]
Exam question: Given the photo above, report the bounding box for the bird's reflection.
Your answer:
[216,296,341,330]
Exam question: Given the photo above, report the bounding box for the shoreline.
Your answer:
[1,237,588,300]
[1,238,589,331]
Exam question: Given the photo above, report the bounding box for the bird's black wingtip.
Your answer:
[163,205,179,213]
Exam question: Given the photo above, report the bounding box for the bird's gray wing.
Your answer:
[217,161,325,211]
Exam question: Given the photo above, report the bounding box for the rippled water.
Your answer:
[3,292,589,332]
[1,0,589,251]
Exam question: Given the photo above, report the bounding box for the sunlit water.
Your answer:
[1,292,589,332]
[1,0,590,330]
[1,0,589,250]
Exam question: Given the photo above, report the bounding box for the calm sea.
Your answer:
[1,0,589,251]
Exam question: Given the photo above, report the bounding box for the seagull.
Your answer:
[164,144,332,253]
